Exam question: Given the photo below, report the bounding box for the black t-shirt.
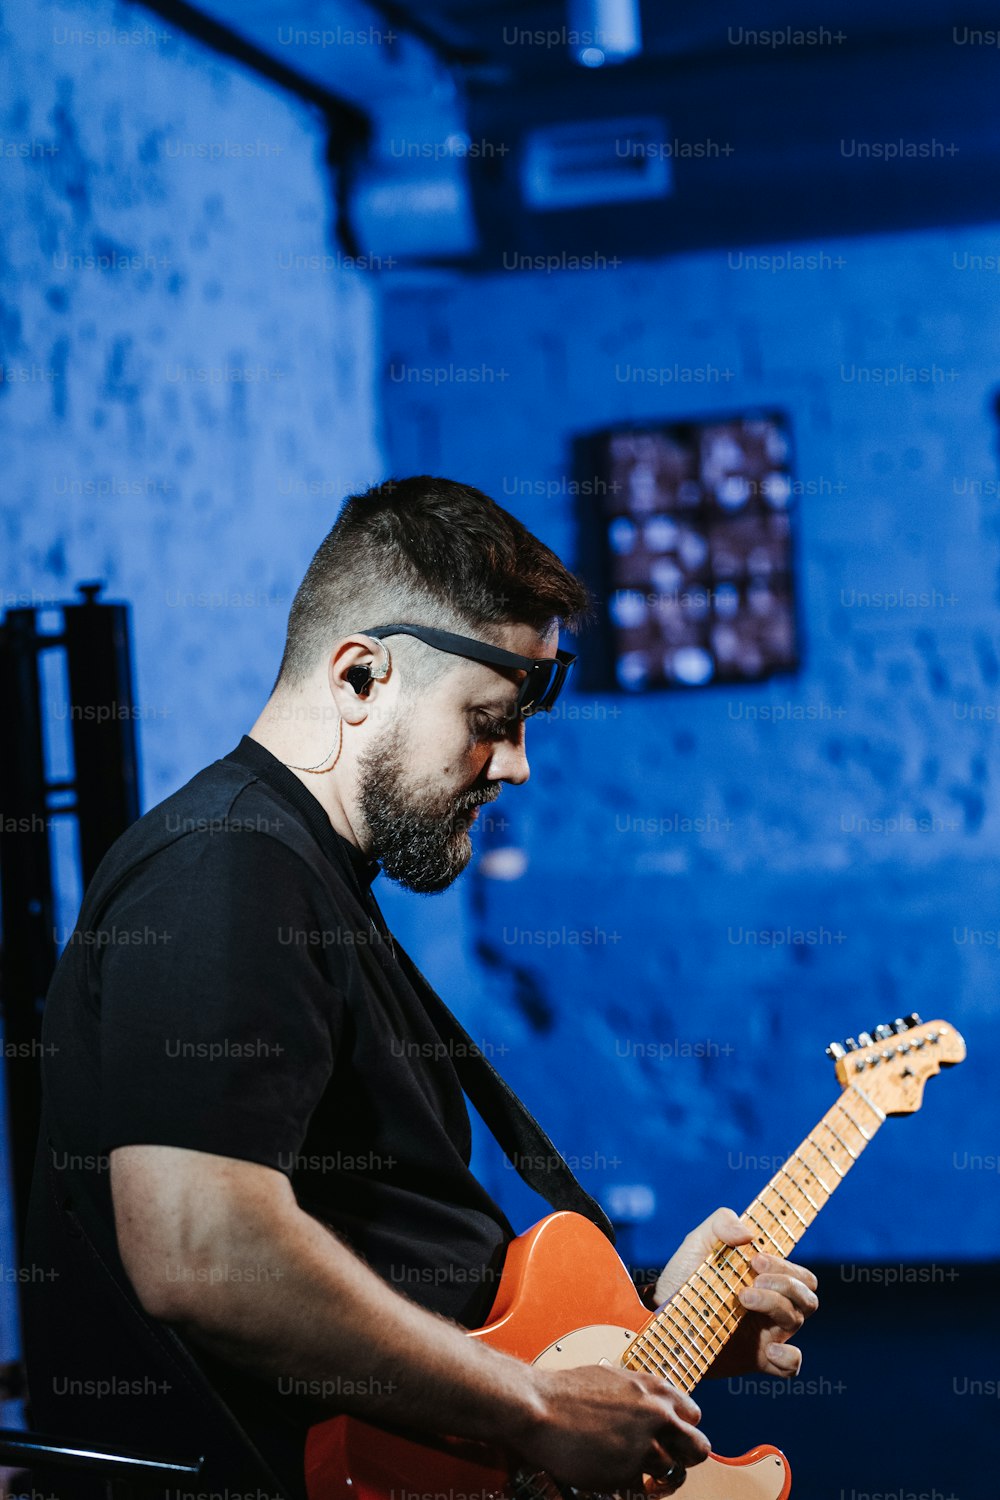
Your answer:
[22,736,516,1499]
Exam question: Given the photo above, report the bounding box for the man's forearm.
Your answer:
[159,1200,543,1449]
[113,1148,715,1490]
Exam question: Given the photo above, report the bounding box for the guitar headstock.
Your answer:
[825,1014,966,1115]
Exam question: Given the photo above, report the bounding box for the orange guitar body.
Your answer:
[305,1015,965,1500]
[305,1211,791,1500]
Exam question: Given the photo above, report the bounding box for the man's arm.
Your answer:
[111,1144,709,1493]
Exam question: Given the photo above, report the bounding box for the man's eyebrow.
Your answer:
[473,692,519,717]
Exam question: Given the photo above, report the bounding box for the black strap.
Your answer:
[391,943,616,1246]
[221,741,614,1242]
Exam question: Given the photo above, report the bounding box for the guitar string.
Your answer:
[623,1093,884,1387]
[506,1078,896,1494]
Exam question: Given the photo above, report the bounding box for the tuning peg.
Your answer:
[857,1031,874,1047]
[904,1012,922,1028]
[874,1024,893,1041]
[826,1041,846,1060]
[892,1017,909,1033]
[844,1037,859,1051]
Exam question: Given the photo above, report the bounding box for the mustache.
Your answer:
[453,785,501,812]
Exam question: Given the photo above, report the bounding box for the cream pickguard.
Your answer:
[532,1325,789,1500]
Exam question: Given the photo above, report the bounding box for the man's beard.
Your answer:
[356,726,500,894]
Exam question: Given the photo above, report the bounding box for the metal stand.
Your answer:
[0,582,140,1400]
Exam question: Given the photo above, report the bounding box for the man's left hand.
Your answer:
[649,1207,819,1380]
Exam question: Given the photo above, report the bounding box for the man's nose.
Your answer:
[486,721,530,785]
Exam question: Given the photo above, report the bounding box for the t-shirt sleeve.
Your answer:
[97,830,344,1173]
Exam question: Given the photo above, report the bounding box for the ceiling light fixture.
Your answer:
[568,0,642,68]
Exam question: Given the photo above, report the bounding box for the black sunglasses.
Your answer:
[360,624,576,718]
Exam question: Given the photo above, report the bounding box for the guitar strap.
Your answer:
[220,738,618,1248]
[391,942,617,1246]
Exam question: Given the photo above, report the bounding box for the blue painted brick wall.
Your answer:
[2,0,996,1282]
[0,0,382,1368]
[378,228,1000,1264]
[0,0,383,807]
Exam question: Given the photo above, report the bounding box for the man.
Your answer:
[23,478,817,1500]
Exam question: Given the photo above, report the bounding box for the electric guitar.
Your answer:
[305,1013,965,1500]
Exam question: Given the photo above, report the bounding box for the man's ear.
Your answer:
[328,636,392,724]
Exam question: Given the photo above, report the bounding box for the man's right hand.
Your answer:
[111,1146,709,1496]
[516,1363,710,1493]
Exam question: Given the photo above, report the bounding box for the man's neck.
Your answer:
[248,698,363,850]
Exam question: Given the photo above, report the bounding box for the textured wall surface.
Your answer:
[1,0,996,1282]
[0,6,996,1492]
[379,227,1000,1262]
[0,0,382,1376]
[0,0,382,813]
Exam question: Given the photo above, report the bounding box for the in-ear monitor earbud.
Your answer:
[345,641,391,697]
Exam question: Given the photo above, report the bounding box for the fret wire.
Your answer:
[746,1205,791,1250]
[767,1182,808,1228]
[637,1323,699,1383]
[670,1286,729,1367]
[639,1269,744,1378]
[720,1245,758,1288]
[698,1260,741,1312]
[625,1338,687,1388]
[688,1283,741,1352]
[849,1082,886,1124]
[650,1301,711,1377]
[791,1146,833,1194]
[793,1148,832,1196]
[809,1135,846,1178]
[695,1267,746,1320]
[628,1345,663,1376]
[833,1096,874,1143]
[701,1256,745,1302]
[695,1272,749,1320]
[753,1196,798,1246]
[618,1105,879,1434]
[633,1323,692,1385]
[677,1318,727,1375]
[836,1104,872,1143]
[695,1259,749,1325]
[632,1242,773,1393]
[803,1134,845,1182]
[775,1169,819,1213]
[818,1119,858,1161]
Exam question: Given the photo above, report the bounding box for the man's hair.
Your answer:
[274,476,591,690]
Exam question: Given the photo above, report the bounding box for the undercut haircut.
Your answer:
[274,476,591,691]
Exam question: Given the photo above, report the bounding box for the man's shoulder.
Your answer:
[82,755,332,919]
[145,756,310,847]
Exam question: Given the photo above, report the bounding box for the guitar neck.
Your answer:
[624,1077,888,1393]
